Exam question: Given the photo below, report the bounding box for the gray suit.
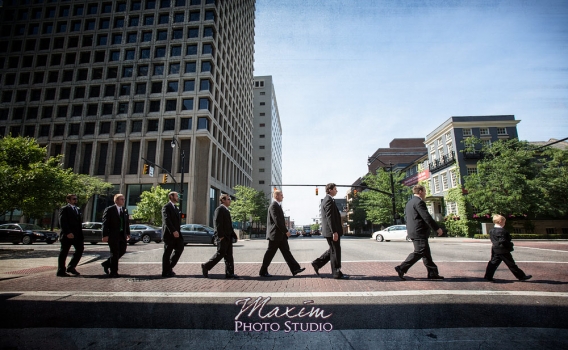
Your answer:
[312,194,343,277]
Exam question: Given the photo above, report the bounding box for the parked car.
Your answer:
[312,229,321,236]
[180,224,216,245]
[0,223,58,245]
[372,225,411,242]
[130,224,162,243]
[82,222,141,245]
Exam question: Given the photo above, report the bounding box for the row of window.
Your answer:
[2,61,213,89]
[3,0,215,21]
[2,78,211,102]
[431,169,459,194]
[3,117,210,139]
[462,127,508,137]
[0,97,211,120]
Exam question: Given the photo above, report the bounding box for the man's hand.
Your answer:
[437,228,444,236]
[173,231,179,238]
[126,235,130,241]
[286,231,291,237]
[102,236,108,242]
[66,233,74,239]
[333,232,338,241]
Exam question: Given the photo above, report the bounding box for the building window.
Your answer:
[136,83,147,95]
[441,172,449,191]
[140,48,151,59]
[259,123,265,127]
[482,139,492,147]
[182,99,193,111]
[149,100,161,112]
[154,64,165,75]
[99,122,111,134]
[134,102,145,113]
[197,117,209,131]
[446,201,458,215]
[462,128,472,137]
[165,100,177,112]
[185,61,197,73]
[163,119,175,131]
[120,84,131,96]
[198,98,210,110]
[184,80,195,91]
[151,82,163,93]
[432,176,440,193]
[254,80,265,88]
[450,170,458,187]
[116,121,126,134]
[259,180,265,184]
[147,119,159,132]
[188,27,199,38]
[259,135,265,138]
[479,128,490,136]
[259,169,265,173]
[187,44,198,55]
[181,117,192,130]
[259,146,265,149]
[118,103,129,114]
[167,81,179,92]
[466,167,477,175]
[84,123,95,135]
[259,157,265,161]
[170,63,181,74]
[102,104,113,115]
[131,120,143,133]
[155,46,166,58]
[497,127,507,135]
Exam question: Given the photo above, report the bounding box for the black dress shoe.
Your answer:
[108,273,120,278]
[428,275,444,280]
[333,274,349,279]
[201,264,208,278]
[519,275,532,281]
[162,271,176,278]
[225,274,239,279]
[394,266,406,281]
[56,272,70,277]
[484,277,495,282]
[292,267,306,276]
[259,272,273,277]
[101,262,109,275]
[66,267,80,276]
[311,262,320,276]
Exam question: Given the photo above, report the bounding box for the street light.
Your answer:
[171,137,185,222]
[367,155,397,226]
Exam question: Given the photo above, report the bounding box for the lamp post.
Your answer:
[171,137,185,221]
[367,156,397,226]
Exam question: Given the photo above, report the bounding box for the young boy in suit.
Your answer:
[484,214,532,282]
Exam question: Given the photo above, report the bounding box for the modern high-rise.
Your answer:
[251,75,282,199]
[0,0,256,226]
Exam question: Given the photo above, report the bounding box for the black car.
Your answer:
[180,224,217,245]
[0,223,58,245]
[82,222,141,245]
[129,224,162,244]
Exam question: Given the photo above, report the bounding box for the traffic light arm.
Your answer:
[141,157,178,185]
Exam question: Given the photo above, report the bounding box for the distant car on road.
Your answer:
[82,222,141,245]
[0,223,58,245]
[180,224,216,245]
[129,224,162,243]
[372,225,411,242]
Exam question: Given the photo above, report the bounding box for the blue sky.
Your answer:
[253,0,568,225]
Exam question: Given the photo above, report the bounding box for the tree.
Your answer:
[358,169,411,226]
[132,186,170,225]
[230,185,269,231]
[346,192,367,233]
[0,135,111,220]
[537,146,568,217]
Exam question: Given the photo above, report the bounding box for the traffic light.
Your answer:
[181,213,186,219]
[162,174,168,183]
[143,164,149,175]
[315,187,319,196]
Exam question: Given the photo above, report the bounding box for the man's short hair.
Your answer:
[66,194,77,201]
[113,193,125,203]
[412,185,425,194]
[492,214,505,224]
[273,190,282,198]
[325,183,336,194]
[220,194,230,202]
[168,191,177,199]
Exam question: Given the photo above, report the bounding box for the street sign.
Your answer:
[149,166,154,177]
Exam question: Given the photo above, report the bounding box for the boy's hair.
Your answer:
[492,214,505,225]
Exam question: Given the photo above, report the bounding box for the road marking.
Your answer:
[119,260,568,264]
[2,290,568,299]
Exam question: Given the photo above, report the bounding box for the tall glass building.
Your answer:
[0,0,256,226]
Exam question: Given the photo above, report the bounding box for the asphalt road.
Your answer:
[1,236,567,349]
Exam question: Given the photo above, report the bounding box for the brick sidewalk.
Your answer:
[0,260,565,294]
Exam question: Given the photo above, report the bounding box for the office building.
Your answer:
[0,0,256,226]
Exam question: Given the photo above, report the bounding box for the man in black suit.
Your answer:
[201,194,238,278]
[101,194,130,278]
[311,183,348,279]
[395,184,444,281]
[57,194,84,277]
[161,191,184,278]
[259,190,305,277]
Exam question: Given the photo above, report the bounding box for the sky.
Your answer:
[252,0,568,226]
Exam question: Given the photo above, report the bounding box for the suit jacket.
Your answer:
[489,227,514,254]
[213,205,237,240]
[404,196,440,239]
[266,201,288,242]
[59,204,83,240]
[321,194,342,238]
[102,205,130,240]
[162,202,181,242]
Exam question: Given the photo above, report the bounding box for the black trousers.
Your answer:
[312,237,342,276]
[259,238,301,275]
[57,236,84,273]
[203,238,234,275]
[399,238,439,277]
[102,238,127,274]
[162,236,184,274]
[484,250,527,280]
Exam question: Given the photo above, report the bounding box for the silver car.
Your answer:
[129,224,162,244]
[180,224,216,245]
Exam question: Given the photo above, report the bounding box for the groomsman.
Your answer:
[101,194,130,278]
[57,194,84,277]
[259,190,305,277]
[161,191,184,277]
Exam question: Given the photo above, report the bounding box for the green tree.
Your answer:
[0,135,111,220]
[537,146,568,217]
[358,169,411,226]
[464,138,542,218]
[346,192,367,233]
[230,185,269,230]
[132,186,170,225]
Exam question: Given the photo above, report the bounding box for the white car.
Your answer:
[372,225,411,242]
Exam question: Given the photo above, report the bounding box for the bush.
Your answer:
[473,234,568,239]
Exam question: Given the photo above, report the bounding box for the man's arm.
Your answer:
[271,204,288,236]
[101,207,110,242]
[415,200,442,235]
